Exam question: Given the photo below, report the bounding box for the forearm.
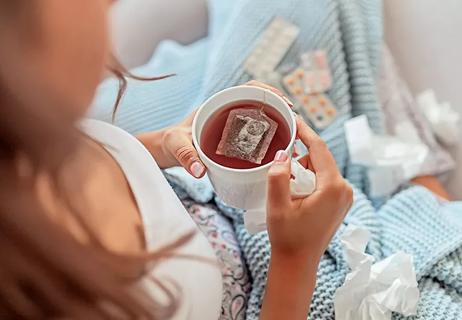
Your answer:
[260,252,320,320]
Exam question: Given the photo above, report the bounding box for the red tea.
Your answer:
[201,101,291,169]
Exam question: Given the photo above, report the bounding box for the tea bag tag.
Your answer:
[244,160,317,234]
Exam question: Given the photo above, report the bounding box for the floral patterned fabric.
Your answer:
[182,199,251,320]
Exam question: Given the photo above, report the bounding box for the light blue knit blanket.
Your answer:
[91,0,462,318]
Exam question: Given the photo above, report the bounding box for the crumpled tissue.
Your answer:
[417,89,460,146]
[334,225,420,320]
[345,115,429,197]
[244,160,316,234]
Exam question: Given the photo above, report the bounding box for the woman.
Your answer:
[0,1,352,319]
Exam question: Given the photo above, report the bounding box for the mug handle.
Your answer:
[244,160,316,234]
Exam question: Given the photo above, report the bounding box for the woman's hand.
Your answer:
[137,112,207,178]
[260,117,352,320]
[138,80,292,178]
[267,116,352,259]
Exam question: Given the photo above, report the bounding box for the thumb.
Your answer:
[165,131,206,178]
[267,150,292,211]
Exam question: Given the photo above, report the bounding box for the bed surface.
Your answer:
[111,0,462,199]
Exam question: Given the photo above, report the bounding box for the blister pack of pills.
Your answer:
[283,50,332,96]
[281,50,336,129]
[298,93,337,129]
[243,19,337,130]
[301,50,332,93]
[244,17,300,79]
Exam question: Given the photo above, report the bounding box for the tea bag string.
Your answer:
[261,90,267,113]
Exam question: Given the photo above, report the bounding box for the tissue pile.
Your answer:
[334,225,419,320]
[344,115,429,197]
[417,90,460,146]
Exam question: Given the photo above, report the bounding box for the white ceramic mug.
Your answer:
[192,85,297,210]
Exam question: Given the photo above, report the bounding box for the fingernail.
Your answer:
[274,150,288,163]
[190,161,205,178]
[282,96,294,107]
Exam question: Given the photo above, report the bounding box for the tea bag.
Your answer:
[216,108,278,164]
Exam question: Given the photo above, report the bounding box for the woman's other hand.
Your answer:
[261,117,352,320]
[267,116,353,259]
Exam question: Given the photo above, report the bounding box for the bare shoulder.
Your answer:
[37,136,146,255]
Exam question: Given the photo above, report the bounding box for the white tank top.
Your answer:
[81,119,222,320]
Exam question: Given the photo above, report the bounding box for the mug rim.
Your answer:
[192,85,297,174]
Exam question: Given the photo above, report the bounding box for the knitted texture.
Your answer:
[219,186,462,319]
[91,0,462,318]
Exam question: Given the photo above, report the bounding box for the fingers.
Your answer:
[267,150,292,211]
[163,128,206,178]
[295,117,338,180]
[245,80,294,108]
